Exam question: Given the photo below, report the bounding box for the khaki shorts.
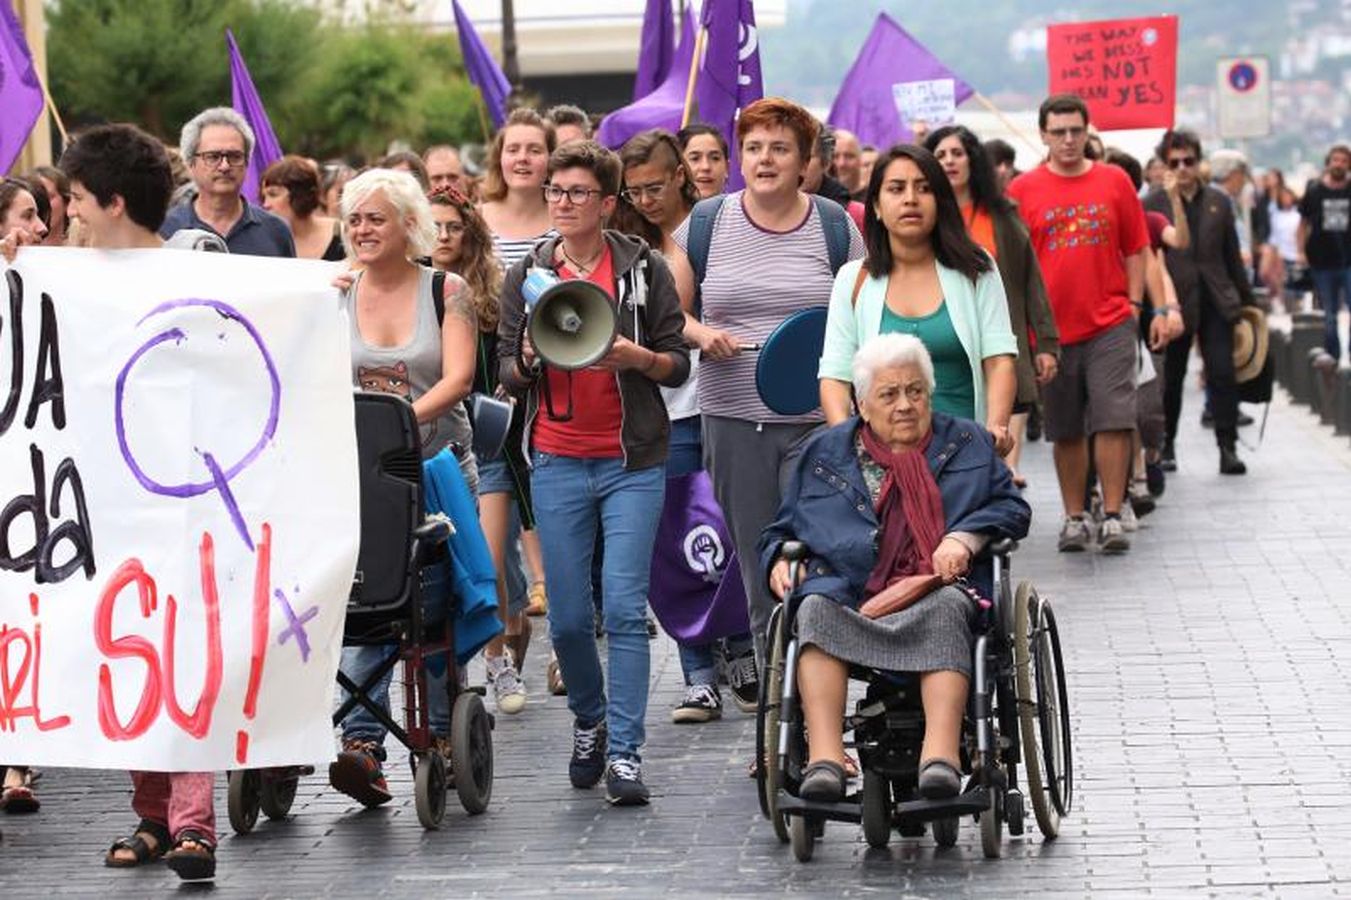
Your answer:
[1043,318,1138,441]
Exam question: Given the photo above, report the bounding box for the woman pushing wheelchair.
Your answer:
[758,333,1029,804]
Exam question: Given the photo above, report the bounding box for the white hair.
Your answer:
[340,168,438,259]
[180,107,255,162]
[1209,149,1249,183]
[851,333,936,399]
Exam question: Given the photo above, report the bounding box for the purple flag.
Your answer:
[227,29,283,204]
[828,13,974,150]
[596,4,695,150]
[453,0,511,129]
[648,471,750,645]
[696,0,762,190]
[634,0,677,102]
[0,2,44,175]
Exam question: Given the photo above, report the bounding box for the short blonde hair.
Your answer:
[851,333,935,399]
[340,168,436,259]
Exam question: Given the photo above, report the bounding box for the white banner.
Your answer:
[1217,57,1271,139]
[0,248,359,771]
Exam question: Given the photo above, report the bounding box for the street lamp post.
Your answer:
[500,0,521,98]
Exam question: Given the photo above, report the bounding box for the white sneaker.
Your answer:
[486,654,526,714]
[1119,501,1138,532]
[1097,516,1131,554]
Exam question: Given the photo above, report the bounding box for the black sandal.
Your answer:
[165,830,216,881]
[799,759,847,802]
[917,759,962,799]
[105,818,171,868]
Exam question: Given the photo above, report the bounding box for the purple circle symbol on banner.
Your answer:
[1228,62,1259,93]
[114,298,281,550]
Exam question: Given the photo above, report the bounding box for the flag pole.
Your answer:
[972,92,1038,156]
[679,27,707,128]
[471,88,494,145]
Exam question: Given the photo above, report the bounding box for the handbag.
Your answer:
[857,573,945,620]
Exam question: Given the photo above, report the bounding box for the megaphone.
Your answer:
[522,267,618,370]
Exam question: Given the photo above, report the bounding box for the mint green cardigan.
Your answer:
[817,258,1018,424]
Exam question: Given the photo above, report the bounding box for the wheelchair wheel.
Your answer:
[413,751,448,829]
[861,771,891,849]
[260,773,298,821]
[451,690,494,815]
[790,814,816,862]
[1015,583,1073,839]
[932,815,959,848]
[980,785,1003,859]
[757,604,790,843]
[227,769,262,835]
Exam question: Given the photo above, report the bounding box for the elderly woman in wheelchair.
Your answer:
[758,333,1032,847]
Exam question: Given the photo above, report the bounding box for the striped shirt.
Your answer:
[673,191,864,423]
[491,229,557,273]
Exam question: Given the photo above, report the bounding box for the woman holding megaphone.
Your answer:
[497,141,689,807]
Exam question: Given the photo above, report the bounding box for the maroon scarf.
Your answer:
[860,425,946,595]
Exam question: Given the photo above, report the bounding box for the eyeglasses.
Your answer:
[619,182,669,203]
[1045,127,1087,141]
[195,150,247,168]
[434,221,466,237]
[543,185,603,205]
[1167,156,1197,169]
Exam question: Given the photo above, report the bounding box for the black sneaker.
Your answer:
[672,684,722,724]
[1145,461,1166,497]
[605,757,650,806]
[1238,411,1255,427]
[1219,444,1247,475]
[724,648,759,714]
[1159,442,1177,472]
[569,719,608,789]
[1200,409,1214,428]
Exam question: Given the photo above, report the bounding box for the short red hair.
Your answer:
[735,97,819,163]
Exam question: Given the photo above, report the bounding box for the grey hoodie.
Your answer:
[497,230,690,471]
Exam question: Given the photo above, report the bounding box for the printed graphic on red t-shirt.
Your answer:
[1009,163,1148,345]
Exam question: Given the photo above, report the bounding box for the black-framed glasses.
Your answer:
[196,150,247,168]
[619,181,669,203]
[1167,156,1197,169]
[543,184,603,205]
[1045,127,1086,141]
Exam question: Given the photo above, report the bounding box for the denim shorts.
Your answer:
[477,455,536,529]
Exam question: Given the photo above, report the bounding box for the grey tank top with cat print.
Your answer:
[342,265,477,488]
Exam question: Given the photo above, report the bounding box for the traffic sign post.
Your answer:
[1217,56,1271,138]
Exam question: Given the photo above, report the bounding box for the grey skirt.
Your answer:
[796,586,975,678]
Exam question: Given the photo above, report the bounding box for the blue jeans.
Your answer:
[339,643,451,741]
[531,452,664,761]
[1313,267,1351,359]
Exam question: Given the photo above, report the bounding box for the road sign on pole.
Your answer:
[1217,56,1271,139]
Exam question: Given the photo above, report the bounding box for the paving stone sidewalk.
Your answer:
[2,379,1350,898]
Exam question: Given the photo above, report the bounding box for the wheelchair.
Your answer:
[755,539,1072,861]
[226,392,495,832]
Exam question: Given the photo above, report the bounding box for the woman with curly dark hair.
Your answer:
[428,186,536,710]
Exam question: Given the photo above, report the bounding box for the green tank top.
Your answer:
[879,300,975,420]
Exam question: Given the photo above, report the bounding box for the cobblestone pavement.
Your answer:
[3,380,1350,898]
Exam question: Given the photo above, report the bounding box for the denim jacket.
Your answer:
[757,413,1031,608]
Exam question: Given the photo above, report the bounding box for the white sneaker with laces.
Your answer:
[486,654,526,714]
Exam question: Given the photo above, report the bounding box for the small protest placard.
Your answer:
[891,78,958,131]
[1046,15,1178,130]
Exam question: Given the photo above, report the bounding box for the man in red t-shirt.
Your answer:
[1008,94,1151,554]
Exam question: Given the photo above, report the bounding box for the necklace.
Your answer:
[560,243,604,275]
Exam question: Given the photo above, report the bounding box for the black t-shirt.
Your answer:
[1298,179,1351,269]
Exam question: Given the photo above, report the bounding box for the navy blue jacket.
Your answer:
[758,413,1031,608]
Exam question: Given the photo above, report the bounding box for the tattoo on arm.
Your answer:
[443,275,478,327]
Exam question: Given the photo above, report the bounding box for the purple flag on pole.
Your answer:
[0,2,44,175]
[828,12,974,150]
[696,0,762,190]
[648,471,750,645]
[453,0,511,129]
[227,29,283,204]
[596,4,695,150]
[633,0,676,102]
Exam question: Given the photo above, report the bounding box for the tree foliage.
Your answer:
[47,0,482,159]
